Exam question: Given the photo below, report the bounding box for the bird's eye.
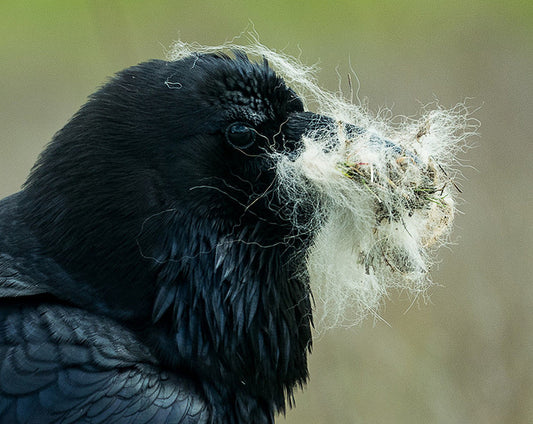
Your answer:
[225,122,256,150]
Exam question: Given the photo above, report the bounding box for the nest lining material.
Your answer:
[169,40,475,328]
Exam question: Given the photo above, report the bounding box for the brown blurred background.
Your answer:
[1,1,531,423]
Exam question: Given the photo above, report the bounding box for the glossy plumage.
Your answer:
[0,52,320,423]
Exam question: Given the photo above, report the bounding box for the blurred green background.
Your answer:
[1,1,531,423]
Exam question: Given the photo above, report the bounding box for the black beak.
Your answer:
[284,111,413,160]
[283,112,336,150]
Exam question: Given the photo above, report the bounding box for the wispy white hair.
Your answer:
[168,39,476,329]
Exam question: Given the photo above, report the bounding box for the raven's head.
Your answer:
[23,52,316,292]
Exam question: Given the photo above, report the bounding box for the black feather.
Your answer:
[0,51,322,423]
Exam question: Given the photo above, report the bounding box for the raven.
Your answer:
[0,52,322,423]
[0,43,464,422]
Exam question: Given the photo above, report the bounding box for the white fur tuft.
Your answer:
[168,40,476,329]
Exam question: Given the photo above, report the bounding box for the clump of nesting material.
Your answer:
[170,40,475,328]
[276,108,471,327]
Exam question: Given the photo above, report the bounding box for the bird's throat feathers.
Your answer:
[146,211,312,412]
[21,175,313,414]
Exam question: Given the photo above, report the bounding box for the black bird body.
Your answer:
[0,53,317,423]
